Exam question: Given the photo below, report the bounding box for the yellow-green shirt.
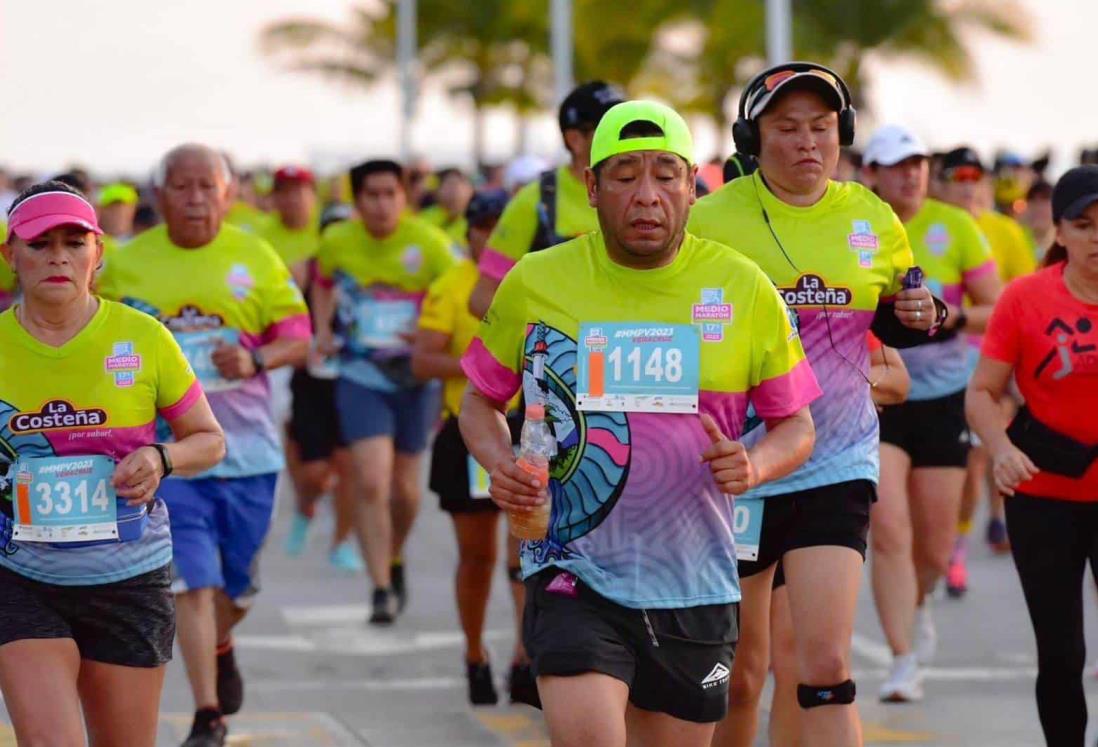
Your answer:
[417,259,480,416]
[225,202,268,235]
[478,166,597,281]
[689,172,914,496]
[258,214,320,268]
[317,215,456,391]
[419,205,468,249]
[976,210,1036,283]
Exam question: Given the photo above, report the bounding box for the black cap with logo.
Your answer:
[558,81,626,133]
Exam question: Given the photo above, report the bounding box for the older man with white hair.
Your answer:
[98,144,311,747]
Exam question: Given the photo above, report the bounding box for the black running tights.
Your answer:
[1006,492,1098,747]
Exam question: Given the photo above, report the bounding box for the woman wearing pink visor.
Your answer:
[0,182,224,746]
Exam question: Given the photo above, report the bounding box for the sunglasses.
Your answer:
[943,165,984,183]
[763,68,839,92]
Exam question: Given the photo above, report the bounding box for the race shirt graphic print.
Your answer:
[0,300,200,584]
[97,224,310,479]
[689,172,915,495]
[461,232,819,608]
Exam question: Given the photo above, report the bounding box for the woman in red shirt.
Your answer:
[967,165,1098,747]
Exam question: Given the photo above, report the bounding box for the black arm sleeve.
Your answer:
[870,296,952,349]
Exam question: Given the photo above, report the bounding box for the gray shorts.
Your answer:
[0,564,174,668]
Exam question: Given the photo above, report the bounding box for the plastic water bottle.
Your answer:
[509,404,556,540]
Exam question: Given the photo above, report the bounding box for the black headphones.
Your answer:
[732,61,856,156]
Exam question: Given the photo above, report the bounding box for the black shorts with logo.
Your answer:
[523,568,739,723]
[878,390,971,468]
[0,564,174,668]
[430,415,499,515]
[738,479,874,578]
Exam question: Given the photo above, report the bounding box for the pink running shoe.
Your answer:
[947,540,968,598]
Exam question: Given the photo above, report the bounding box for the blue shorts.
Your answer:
[336,378,436,454]
[159,473,279,605]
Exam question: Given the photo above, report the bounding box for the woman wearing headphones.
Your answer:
[689,63,942,747]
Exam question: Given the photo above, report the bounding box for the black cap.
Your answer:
[465,189,509,226]
[1052,165,1098,223]
[940,147,985,175]
[558,81,626,133]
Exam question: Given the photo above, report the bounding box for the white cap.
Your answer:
[504,154,550,193]
[864,125,929,167]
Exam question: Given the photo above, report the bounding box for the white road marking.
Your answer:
[851,632,893,667]
[247,676,466,692]
[851,633,1036,681]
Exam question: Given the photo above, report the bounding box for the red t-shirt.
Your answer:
[982,263,1098,501]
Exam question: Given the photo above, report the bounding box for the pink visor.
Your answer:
[6,191,103,242]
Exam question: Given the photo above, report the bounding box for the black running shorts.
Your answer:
[523,568,738,723]
[878,390,972,468]
[738,479,874,578]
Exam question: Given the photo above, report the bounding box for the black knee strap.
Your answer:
[797,679,856,708]
[507,566,523,583]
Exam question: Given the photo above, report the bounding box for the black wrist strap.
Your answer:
[251,348,266,374]
[150,443,173,478]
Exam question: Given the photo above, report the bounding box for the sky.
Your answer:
[1,0,1095,179]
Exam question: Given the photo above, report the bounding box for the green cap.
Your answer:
[98,183,139,206]
[590,100,694,168]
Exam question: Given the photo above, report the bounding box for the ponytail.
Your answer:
[1044,241,1067,267]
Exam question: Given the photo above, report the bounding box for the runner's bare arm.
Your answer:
[965,356,1038,496]
[869,344,910,407]
[311,281,338,356]
[411,328,463,381]
[468,274,499,320]
[211,336,308,379]
[113,394,224,503]
[947,270,1001,334]
[161,393,225,476]
[700,407,814,495]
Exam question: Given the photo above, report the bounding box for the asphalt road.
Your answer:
[1,472,1095,746]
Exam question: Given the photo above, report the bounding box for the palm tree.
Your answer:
[795,0,1033,110]
[259,2,550,165]
[650,0,1030,132]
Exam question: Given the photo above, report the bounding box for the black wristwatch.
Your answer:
[952,309,969,331]
[150,443,173,478]
[250,348,267,375]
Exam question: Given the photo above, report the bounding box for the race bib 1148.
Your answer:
[576,323,700,413]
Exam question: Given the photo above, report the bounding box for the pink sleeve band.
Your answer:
[963,259,998,285]
[159,380,203,420]
[460,338,521,404]
[751,358,822,419]
[315,273,335,289]
[264,314,313,343]
[478,248,516,282]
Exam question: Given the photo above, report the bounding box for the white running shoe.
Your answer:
[913,603,938,665]
[879,653,924,703]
